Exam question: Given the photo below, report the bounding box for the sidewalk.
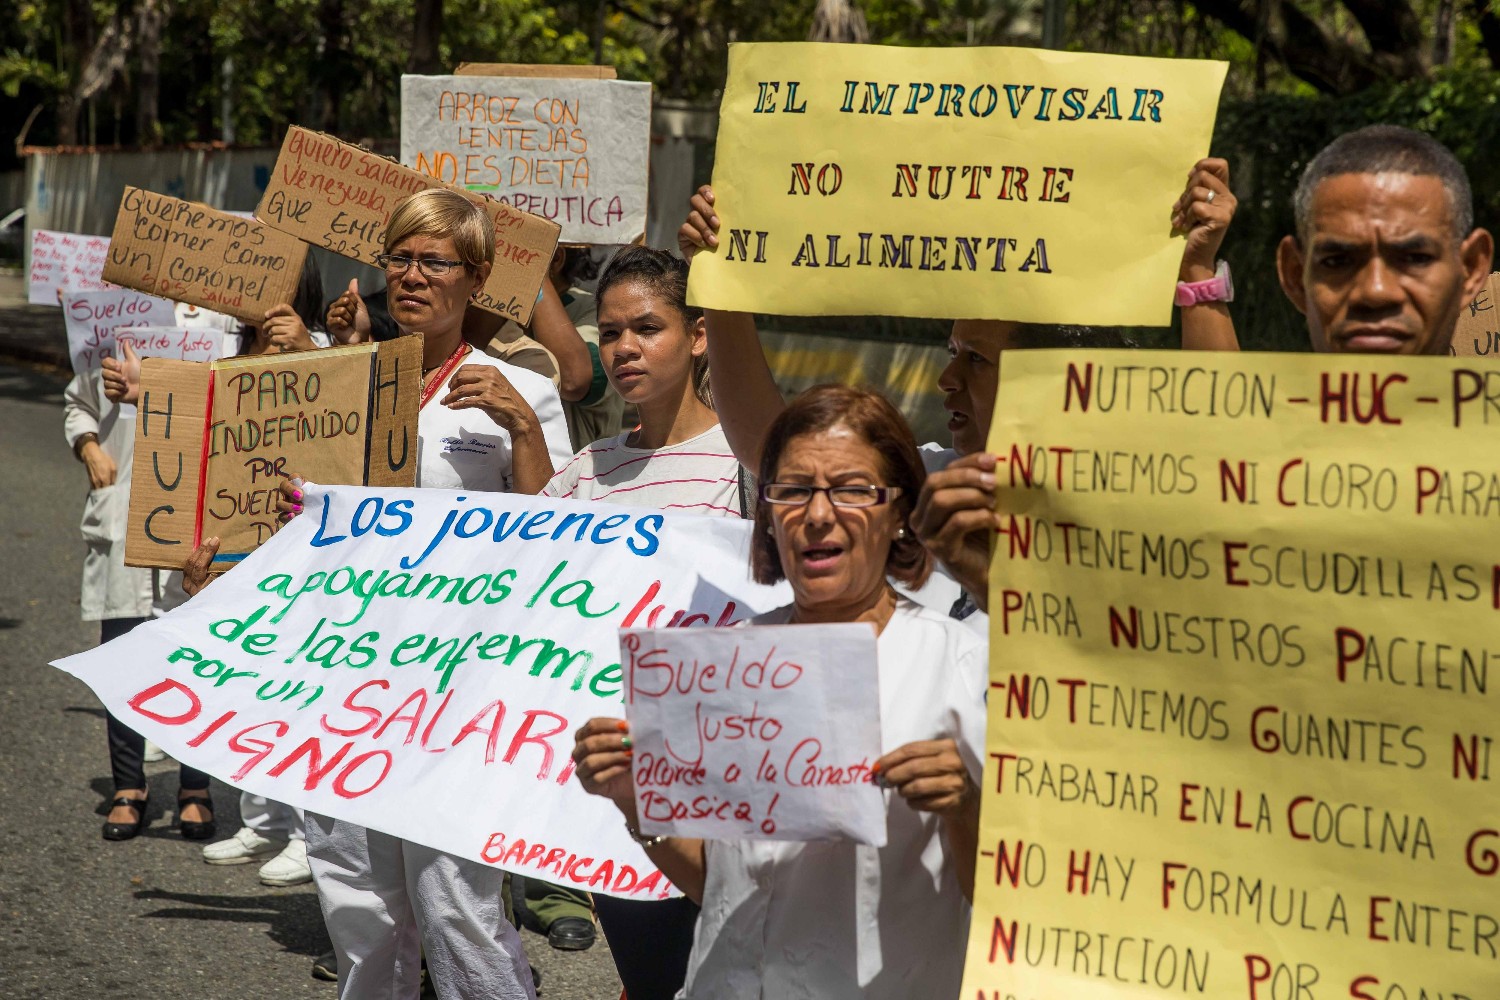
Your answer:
[0,270,70,369]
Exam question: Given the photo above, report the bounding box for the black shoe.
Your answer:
[178,793,217,841]
[311,950,337,982]
[102,794,149,841]
[532,964,543,994]
[546,916,596,951]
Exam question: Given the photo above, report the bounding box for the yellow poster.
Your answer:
[961,349,1498,999]
[687,43,1227,325]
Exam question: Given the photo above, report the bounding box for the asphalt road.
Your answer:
[0,361,623,1000]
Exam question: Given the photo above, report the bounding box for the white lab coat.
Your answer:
[63,370,153,621]
[64,303,241,620]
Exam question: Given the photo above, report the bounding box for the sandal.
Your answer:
[102,794,149,841]
[178,792,217,841]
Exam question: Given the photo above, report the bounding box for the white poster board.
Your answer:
[400,74,652,244]
[62,291,180,371]
[623,623,886,844]
[52,485,788,898]
[29,229,114,304]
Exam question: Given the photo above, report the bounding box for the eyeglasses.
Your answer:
[374,254,466,278]
[759,483,903,508]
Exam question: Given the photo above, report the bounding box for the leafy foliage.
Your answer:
[3,0,1498,353]
[1211,65,1500,351]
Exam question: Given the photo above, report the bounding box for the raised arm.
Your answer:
[680,185,786,472]
[1174,157,1239,351]
[528,273,596,402]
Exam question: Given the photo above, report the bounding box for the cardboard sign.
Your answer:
[125,338,422,570]
[1450,271,1500,358]
[623,623,885,843]
[254,126,560,324]
[29,229,113,304]
[62,290,179,371]
[959,349,1497,998]
[53,484,790,898]
[688,43,1228,323]
[401,73,652,244]
[101,187,309,324]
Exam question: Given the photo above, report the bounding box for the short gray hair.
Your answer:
[1292,125,1473,242]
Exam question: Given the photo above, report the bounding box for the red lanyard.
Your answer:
[419,342,472,410]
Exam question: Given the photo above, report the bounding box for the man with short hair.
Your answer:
[1276,124,1492,356]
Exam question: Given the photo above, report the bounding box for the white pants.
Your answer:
[306,812,535,1000]
[241,793,304,841]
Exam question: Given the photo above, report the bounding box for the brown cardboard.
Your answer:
[102,187,308,324]
[125,343,420,570]
[365,336,425,486]
[255,126,560,325]
[1451,271,1500,358]
[126,358,213,568]
[202,347,376,558]
[455,63,618,80]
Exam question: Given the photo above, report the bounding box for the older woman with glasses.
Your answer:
[572,383,986,999]
[281,188,572,1000]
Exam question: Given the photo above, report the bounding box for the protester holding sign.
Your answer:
[678,163,1238,623]
[63,355,200,840]
[573,384,985,1000]
[542,244,747,996]
[87,262,332,844]
[284,188,570,1000]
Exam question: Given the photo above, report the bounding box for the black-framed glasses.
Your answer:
[374,254,466,278]
[759,483,903,508]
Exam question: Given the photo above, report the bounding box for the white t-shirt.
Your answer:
[542,423,747,519]
[680,597,986,1000]
[417,350,572,491]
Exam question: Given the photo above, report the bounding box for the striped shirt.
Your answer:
[542,423,746,519]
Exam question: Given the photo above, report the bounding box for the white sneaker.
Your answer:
[258,839,312,886]
[142,740,167,763]
[202,826,285,865]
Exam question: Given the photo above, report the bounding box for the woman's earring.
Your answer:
[895,526,909,540]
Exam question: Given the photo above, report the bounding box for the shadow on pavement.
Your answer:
[133,888,331,957]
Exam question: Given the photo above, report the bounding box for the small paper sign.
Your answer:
[623,622,886,844]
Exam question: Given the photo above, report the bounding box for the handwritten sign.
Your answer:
[101,187,309,324]
[959,349,1498,998]
[62,290,179,371]
[29,229,113,304]
[622,623,884,843]
[54,485,789,898]
[688,43,1227,324]
[255,126,560,324]
[401,73,652,244]
[1451,271,1500,358]
[125,339,422,571]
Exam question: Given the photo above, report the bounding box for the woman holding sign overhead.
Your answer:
[572,384,986,1000]
[281,188,571,1000]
